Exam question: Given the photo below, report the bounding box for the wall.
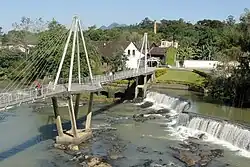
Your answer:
[176,60,219,69]
[124,42,145,69]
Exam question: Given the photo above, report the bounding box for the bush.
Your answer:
[114,80,130,84]
[166,47,177,65]
[155,68,168,78]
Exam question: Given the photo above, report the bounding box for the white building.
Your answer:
[159,40,178,49]
[123,42,145,69]
[0,44,36,53]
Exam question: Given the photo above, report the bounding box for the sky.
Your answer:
[0,0,249,31]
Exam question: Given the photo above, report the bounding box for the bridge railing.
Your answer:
[0,84,65,108]
[56,67,155,85]
[0,67,155,108]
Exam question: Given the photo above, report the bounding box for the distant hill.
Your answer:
[100,22,127,30]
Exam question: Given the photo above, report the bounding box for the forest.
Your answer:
[0,8,250,107]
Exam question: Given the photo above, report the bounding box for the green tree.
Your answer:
[107,48,128,72]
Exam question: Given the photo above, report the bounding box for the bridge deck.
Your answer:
[0,67,155,109]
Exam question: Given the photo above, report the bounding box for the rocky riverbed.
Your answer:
[53,101,231,167]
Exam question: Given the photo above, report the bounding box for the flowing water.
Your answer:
[1,88,250,166]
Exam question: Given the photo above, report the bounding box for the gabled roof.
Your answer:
[93,40,130,57]
[93,40,143,57]
[149,46,166,56]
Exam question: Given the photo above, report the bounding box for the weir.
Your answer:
[177,112,250,152]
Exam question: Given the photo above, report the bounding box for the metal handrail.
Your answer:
[0,67,155,108]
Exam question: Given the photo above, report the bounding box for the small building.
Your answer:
[95,40,145,70]
[0,43,36,54]
[159,40,178,49]
[124,42,145,69]
[147,42,166,66]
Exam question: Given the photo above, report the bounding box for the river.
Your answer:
[0,88,250,166]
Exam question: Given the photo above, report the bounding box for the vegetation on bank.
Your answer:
[166,47,177,65]
[1,9,250,107]
[155,69,206,90]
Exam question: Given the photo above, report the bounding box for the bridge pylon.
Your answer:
[51,16,94,148]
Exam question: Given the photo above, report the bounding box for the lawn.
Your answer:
[156,69,205,86]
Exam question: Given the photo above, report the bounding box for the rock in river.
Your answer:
[140,101,154,108]
[133,113,156,122]
[170,138,225,166]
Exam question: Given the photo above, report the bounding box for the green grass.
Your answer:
[156,69,205,86]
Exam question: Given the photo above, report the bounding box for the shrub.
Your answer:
[166,47,177,65]
[114,80,130,84]
[155,68,168,78]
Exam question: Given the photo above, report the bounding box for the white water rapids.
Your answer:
[141,91,250,158]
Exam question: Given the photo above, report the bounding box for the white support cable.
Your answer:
[0,29,66,93]
[68,18,78,91]
[10,31,68,92]
[40,34,69,86]
[0,30,64,88]
[78,19,93,83]
[76,25,81,84]
[2,29,67,91]
[137,34,145,73]
[27,32,68,89]
[53,18,75,88]
[30,32,68,83]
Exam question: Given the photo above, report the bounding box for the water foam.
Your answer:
[143,92,189,114]
[175,113,250,158]
[140,91,250,158]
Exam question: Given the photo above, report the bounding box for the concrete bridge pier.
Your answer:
[52,93,92,148]
[85,92,94,130]
[134,77,139,99]
[134,73,154,99]
[74,94,81,119]
[51,97,64,137]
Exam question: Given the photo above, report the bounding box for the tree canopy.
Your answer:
[1,9,250,107]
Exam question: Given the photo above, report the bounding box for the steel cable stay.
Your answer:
[24,32,68,90]
[2,30,68,93]
[37,41,66,88]
[0,32,69,106]
[0,28,67,91]
[31,33,68,90]
[12,32,68,92]
[0,30,67,94]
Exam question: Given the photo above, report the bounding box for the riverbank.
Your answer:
[1,88,250,167]
[155,68,206,93]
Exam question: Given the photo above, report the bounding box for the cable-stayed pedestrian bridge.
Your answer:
[0,16,155,147]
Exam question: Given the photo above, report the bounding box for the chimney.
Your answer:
[154,20,157,34]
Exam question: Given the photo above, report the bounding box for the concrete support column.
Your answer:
[68,95,78,137]
[143,75,147,98]
[51,97,64,137]
[144,75,147,84]
[150,74,154,82]
[85,92,94,130]
[134,77,139,99]
[74,94,81,119]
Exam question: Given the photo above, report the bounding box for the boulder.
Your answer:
[140,101,154,108]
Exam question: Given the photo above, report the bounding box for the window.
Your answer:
[128,50,130,55]
[132,50,135,55]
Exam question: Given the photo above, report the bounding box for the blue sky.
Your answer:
[0,0,248,31]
